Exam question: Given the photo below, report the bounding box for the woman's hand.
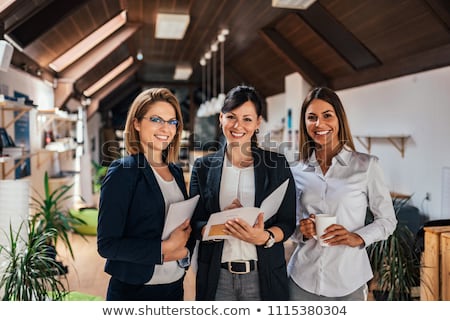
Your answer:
[299,214,316,239]
[223,198,242,210]
[223,213,268,245]
[162,218,191,261]
[322,224,365,247]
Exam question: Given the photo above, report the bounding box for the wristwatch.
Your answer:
[264,229,275,248]
[177,251,191,268]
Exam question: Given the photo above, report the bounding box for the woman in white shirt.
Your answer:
[288,87,397,300]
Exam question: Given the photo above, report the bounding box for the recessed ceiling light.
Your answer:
[155,13,190,40]
[174,64,192,80]
[272,0,316,10]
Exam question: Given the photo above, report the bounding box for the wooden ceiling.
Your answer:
[1,0,450,121]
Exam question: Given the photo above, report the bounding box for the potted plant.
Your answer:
[30,171,85,260]
[367,196,421,300]
[91,160,107,193]
[0,221,68,300]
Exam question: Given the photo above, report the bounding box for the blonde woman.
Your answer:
[98,88,192,300]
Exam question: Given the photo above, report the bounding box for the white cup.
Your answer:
[314,214,336,246]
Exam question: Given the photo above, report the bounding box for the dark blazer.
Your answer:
[189,144,296,300]
[97,153,188,285]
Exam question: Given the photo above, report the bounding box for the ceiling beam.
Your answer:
[60,23,140,81]
[87,64,139,119]
[424,0,450,30]
[331,43,450,90]
[5,0,90,48]
[296,3,381,71]
[259,27,327,87]
[54,79,73,109]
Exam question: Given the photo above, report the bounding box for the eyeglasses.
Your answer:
[143,116,179,128]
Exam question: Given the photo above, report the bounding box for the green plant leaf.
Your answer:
[0,221,69,300]
[367,195,420,300]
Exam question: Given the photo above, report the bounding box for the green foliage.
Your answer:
[367,196,420,300]
[30,171,85,259]
[0,221,68,301]
[91,160,107,193]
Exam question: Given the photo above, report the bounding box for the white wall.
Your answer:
[267,67,450,220]
[264,73,311,161]
[266,93,285,130]
[339,66,450,220]
[87,112,101,164]
[0,66,54,108]
[0,66,78,206]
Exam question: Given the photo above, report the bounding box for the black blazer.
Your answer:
[189,144,296,300]
[97,153,188,285]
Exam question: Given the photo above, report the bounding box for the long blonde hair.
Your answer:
[124,88,183,163]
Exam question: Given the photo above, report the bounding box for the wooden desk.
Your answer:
[421,226,450,300]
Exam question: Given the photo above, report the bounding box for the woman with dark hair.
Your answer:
[190,85,296,300]
[97,88,192,301]
[288,87,397,300]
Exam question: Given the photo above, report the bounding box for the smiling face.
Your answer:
[133,101,177,159]
[219,100,261,147]
[305,98,340,152]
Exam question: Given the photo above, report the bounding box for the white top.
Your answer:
[287,148,397,297]
[147,165,185,285]
[219,156,258,262]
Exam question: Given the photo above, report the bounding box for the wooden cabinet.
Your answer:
[421,226,450,300]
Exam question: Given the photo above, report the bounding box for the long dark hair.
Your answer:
[298,87,355,162]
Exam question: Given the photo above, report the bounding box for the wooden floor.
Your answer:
[57,233,197,300]
[58,233,379,301]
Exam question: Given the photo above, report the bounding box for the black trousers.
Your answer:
[106,276,184,301]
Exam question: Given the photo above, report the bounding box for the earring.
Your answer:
[255,128,260,134]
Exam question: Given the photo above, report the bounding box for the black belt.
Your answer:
[221,260,257,274]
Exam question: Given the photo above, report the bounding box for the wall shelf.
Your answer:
[354,135,411,158]
[1,101,34,178]
[0,101,33,129]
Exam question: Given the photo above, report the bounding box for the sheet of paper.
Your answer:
[162,195,200,240]
[260,178,290,222]
[202,178,290,241]
[203,207,261,240]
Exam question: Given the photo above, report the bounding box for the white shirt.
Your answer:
[287,147,397,297]
[147,165,185,285]
[219,156,258,262]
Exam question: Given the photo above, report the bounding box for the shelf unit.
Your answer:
[1,103,77,178]
[354,135,411,158]
[0,101,33,178]
[0,101,33,130]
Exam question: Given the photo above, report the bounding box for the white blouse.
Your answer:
[147,165,185,285]
[288,147,397,297]
[219,156,258,263]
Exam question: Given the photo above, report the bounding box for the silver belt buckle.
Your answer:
[228,261,250,274]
